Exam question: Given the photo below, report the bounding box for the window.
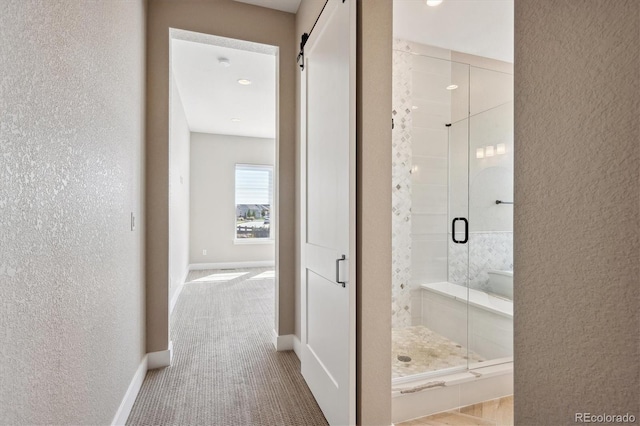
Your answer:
[235,164,273,240]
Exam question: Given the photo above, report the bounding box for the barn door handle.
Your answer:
[336,255,346,287]
[452,218,469,244]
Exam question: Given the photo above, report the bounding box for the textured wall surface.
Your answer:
[356,0,392,424]
[189,133,275,264]
[514,0,639,423]
[169,77,191,301]
[0,0,146,423]
[146,0,296,351]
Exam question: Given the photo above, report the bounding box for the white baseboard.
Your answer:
[170,269,189,315]
[147,341,173,370]
[271,330,295,351]
[292,335,302,360]
[111,355,148,426]
[189,261,275,271]
[169,281,184,315]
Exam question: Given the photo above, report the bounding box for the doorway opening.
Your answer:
[391,0,514,422]
[168,28,279,339]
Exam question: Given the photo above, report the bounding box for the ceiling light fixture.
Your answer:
[446,84,458,90]
[218,57,230,67]
[237,79,252,85]
[426,0,443,6]
[231,118,241,122]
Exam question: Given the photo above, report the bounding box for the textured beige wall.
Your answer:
[356,0,392,424]
[0,0,146,423]
[514,0,639,423]
[146,0,296,352]
[169,77,191,301]
[189,133,275,264]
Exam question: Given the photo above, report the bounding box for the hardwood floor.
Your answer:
[398,396,513,426]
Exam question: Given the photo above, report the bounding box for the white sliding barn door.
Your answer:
[299,0,356,425]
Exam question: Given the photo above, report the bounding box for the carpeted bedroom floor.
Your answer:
[126,267,328,426]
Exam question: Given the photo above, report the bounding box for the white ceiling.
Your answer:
[238,0,513,63]
[394,0,514,63]
[171,39,276,139]
[171,1,511,139]
[233,0,301,13]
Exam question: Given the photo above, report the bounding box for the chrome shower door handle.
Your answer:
[336,254,346,287]
[452,217,469,244]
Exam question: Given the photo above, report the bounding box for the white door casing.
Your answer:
[299,0,356,425]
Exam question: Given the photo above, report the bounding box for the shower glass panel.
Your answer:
[391,46,513,381]
[467,66,514,367]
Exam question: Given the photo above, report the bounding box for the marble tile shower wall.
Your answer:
[449,232,514,292]
[391,41,413,328]
[392,40,453,328]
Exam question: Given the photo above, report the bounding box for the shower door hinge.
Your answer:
[392,118,395,130]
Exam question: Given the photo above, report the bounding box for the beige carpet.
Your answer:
[126,268,328,426]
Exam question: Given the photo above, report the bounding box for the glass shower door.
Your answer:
[467,65,514,368]
[413,59,474,374]
[445,60,473,368]
[401,56,473,377]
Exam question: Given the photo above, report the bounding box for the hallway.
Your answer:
[127,268,327,425]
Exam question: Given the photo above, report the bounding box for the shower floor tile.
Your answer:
[392,325,485,378]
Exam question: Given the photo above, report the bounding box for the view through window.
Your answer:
[235,164,273,240]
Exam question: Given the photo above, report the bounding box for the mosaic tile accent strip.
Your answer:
[392,44,414,328]
[392,325,485,378]
[448,232,513,292]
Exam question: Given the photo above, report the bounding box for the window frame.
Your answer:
[234,163,274,244]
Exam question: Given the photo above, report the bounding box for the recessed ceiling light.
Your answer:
[426,0,443,6]
[412,105,419,110]
[218,57,230,67]
[446,84,458,90]
[237,79,252,85]
[231,118,241,122]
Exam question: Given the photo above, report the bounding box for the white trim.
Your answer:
[391,362,513,424]
[233,238,275,245]
[292,335,302,360]
[170,269,189,315]
[170,28,278,56]
[271,329,295,351]
[111,355,148,426]
[147,341,173,370]
[189,261,275,271]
